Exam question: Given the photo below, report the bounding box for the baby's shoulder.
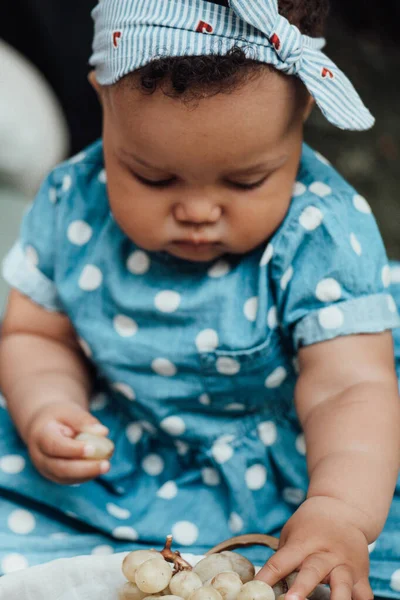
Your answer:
[270,144,379,271]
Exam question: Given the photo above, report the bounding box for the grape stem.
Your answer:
[161,535,193,573]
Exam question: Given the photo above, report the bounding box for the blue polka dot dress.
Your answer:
[1,140,400,596]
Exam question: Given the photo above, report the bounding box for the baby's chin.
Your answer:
[166,242,227,263]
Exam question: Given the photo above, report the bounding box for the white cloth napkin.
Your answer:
[0,552,330,600]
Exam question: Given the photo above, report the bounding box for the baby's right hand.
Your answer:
[26,402,111,485]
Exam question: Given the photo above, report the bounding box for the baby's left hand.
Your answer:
[256,496,373,600]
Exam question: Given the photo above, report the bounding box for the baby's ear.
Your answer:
[88,70,102,95]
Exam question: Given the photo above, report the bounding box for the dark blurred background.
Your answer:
[0,0,399,256]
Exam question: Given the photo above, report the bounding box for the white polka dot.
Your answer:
[1,553,29,573]
[92,545,114,556]
[49,187,57,204]
[282,487,305,505]
[196,329,219,352]
[315,151,330,165]
[299,206,324,231]
[112,526,139,541]
[0,455,25,474]
[391,569,400,592]
[353,194,371,214]
[212,442,234,464]
[244,297,258,322]
[368,541,377,554]
[309,181,332,197]
[280,266,293,291]
[0,396,6,410]
[67,220,93,246]
[199,394,211,406]
[257,421,277,446]
[224,403,246,411]
[25,245,39,267]
[296,433,306,455]
[62,174,72,192]
[160,416,186,436]
[315,278,342,302]
[245,464,267,490]
[70,151,86,164]
[106,503,131,520]
[90,393,107,411]
[382,265,392,288]
[155,290,181,313]
[79,265,103,291]
[265,367,287,388]
[7,510,36,534]
[388,295,397,313]
[175,440,189,455]
[391,265,400,284]
[140,421,157,435]
[127,250,150,274]
[152,358,177,377]
[350,233,362,256]
[318,306,344,329]
[126,422,143,444]
[292,182,306,197]
[98,169,107,183]
[216,357,241,375]
[229,512,244,534]
[260,243,274,266]
[79,338,92,358]
[201,467,221,486]
[267,306,278,329]
[142,454,164,476]
[208,260,230,278]
[113,315,138,338]
[157,481,178,500]
[172,521,199,546]
[112,382,136,400]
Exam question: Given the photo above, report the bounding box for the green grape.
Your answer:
[211,571,243,600]
[194,555,233,583]
[236,580,275,600]
[135,558,173,593]
[220,553,255,584]
[122,550,162,582]
[170,570,203,599]
[189,585,224,600]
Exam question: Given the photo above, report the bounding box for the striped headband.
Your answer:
[90,0,375,131]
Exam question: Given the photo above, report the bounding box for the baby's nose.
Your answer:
[174,201,222,225]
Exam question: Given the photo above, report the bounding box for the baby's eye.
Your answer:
[229,176,269,191]
[133,173,176,188]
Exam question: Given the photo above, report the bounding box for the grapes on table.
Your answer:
[117,537,304,600]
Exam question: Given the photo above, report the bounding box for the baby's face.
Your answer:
[98,69,311,262]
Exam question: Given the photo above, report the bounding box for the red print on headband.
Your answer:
[270,33,281,51]
[196,20,214,34]
[113,31,122,48]
[321,67,334,79]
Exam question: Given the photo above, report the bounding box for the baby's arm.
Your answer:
[0,289,110,484]
[257,331,400,600]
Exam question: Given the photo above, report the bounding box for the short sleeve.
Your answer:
[2,171,64,312]
[272,189,400,351]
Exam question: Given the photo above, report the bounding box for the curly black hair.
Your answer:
[125,0,330,101]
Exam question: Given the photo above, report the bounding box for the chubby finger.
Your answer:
[329,565,354,600]
[38,456,111,485]
[38,422,94,459]
[56,404,109,437]
[352,577,374,600]
[256,544,308,587]
[285,554,335,600]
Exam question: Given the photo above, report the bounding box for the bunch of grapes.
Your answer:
[118,537,301,600]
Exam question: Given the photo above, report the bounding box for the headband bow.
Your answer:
[90,0,374,131]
